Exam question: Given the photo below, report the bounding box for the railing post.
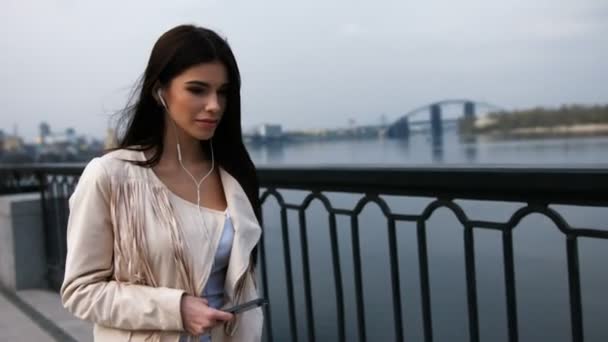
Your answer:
[35,170,53,289]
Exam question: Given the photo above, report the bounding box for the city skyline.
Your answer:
[2,0,607,140]
[0,121,103,143]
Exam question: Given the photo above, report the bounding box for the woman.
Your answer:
[60,25,264,342]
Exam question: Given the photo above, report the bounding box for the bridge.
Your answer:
[386,99,505,138]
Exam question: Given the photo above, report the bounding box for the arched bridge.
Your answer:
[386,99,504,138]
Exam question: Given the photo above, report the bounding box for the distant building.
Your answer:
[35,125,78,146]
[0,129,29,161]
[474,116,498,129]
[66,127,76,142]
[2,135,25,152]
[246,124,284,144]
[39,122,51,144]
[255,124,283,139]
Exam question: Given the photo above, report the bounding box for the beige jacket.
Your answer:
[60,149,263,342]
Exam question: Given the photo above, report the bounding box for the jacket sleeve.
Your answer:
[60,157,186,331]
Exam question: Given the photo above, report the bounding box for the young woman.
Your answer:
[61,25,263,342]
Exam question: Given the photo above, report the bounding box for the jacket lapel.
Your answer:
[220,168,262,300]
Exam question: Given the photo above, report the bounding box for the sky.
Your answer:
[1,0,607,140]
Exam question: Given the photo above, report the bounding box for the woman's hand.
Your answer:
[180,295,234,336]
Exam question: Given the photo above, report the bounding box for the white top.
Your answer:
[169,193,234,341]
[202,211,234,304]
[168,191,234,301]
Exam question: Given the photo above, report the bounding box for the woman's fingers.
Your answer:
[182,297,233,335]
[207,308,234,322]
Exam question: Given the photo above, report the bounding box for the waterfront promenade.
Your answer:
[0,287,91,341]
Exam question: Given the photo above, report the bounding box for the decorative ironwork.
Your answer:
[256,166,608,342]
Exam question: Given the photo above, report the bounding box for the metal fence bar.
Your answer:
[279,204,298,342]
[387,217,404,341]
[258,226,274,342]
[503,230,519,342]
[297,208,316,342]
[464,225,480,342]
[50,178,66,291]
[417,220,434,342]
[566,235,584,342]
[36,171,52,288]
[328,212,346,342]
[350,215,366,341]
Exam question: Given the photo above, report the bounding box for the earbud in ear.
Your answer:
[157,88,167,109]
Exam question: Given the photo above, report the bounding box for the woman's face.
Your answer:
[160,61,229,141]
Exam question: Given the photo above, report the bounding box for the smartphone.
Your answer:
[223,298,268,314]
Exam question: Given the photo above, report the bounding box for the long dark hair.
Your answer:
[114,25,262,224]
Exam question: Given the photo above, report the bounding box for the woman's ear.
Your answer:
[151,80,162,100]
[152,84,166,109]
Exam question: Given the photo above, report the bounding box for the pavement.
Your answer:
[0,287,92,342]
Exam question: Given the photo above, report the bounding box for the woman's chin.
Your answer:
[191,130,215,141]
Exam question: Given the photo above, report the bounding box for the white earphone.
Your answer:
[157,88,168,109]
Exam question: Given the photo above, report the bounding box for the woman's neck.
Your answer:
[161,124,209,168]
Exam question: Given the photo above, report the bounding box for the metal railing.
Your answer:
[2,164,608,342]
[256,165,608,342]
[1,164,83,290]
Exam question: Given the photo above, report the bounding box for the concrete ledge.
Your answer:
[0,193,47,290]
[17,289,93,342]
[0,194,91,340]
[0,285,80,341]
[0,286,55,341]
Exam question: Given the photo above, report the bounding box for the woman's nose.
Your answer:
[205,93,221,113]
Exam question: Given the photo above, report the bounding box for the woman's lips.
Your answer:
[194,119,218,128]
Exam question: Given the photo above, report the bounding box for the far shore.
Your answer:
[475,123,608,139]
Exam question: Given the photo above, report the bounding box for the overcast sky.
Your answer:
[1,0,607,140]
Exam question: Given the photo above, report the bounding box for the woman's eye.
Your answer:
[187,87,205,95]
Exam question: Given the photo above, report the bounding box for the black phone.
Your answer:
[223,298,268,314]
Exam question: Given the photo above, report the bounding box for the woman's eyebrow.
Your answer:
[185,80,230,88]
[185,80,209,87]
